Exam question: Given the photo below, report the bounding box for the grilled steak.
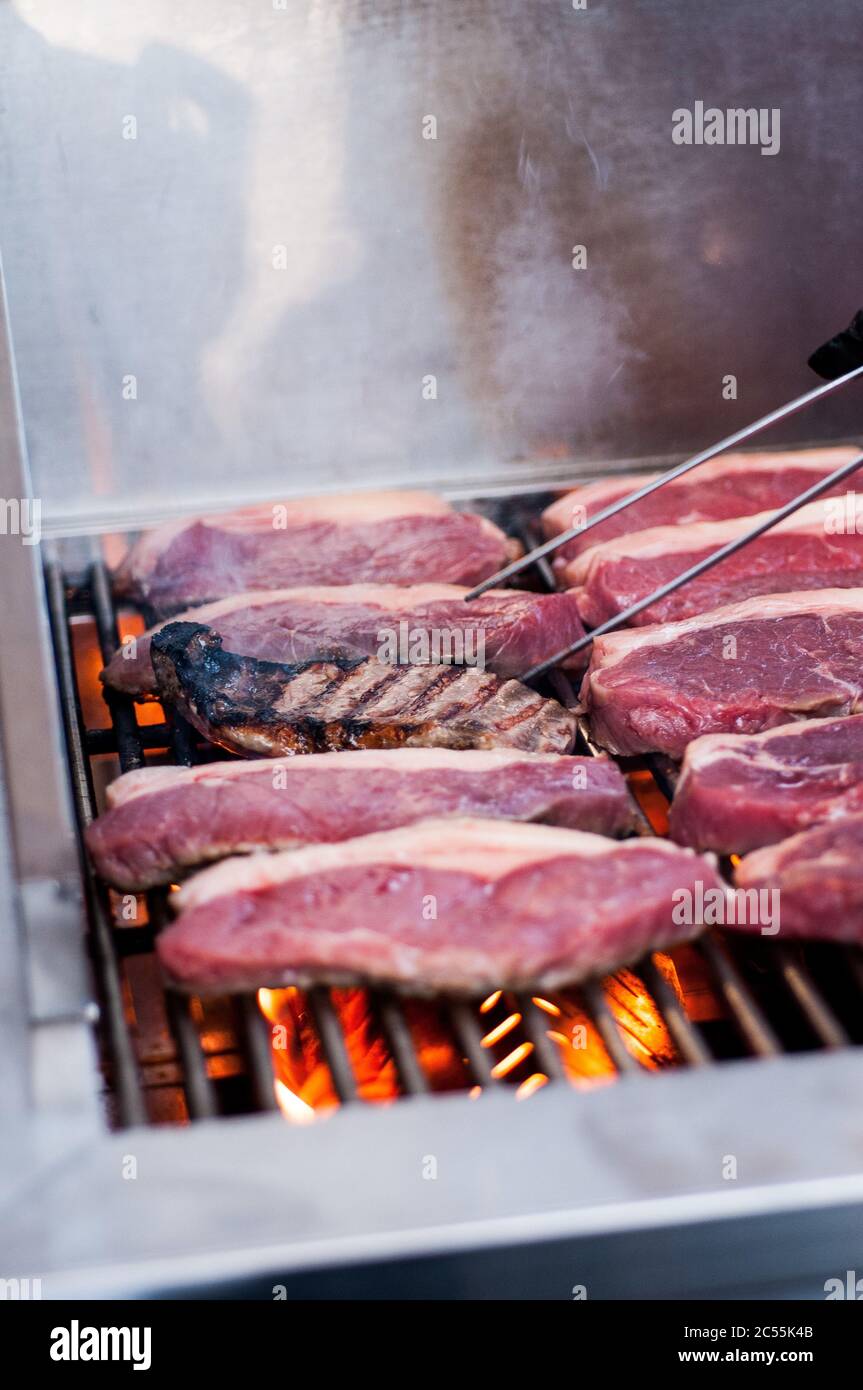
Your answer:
[734,815,863,942]
[102,582,585,696]
[542,446,858,567]
[151,622,577,756]
[114,491,520,612]
[86,748,634,890]
[565,500,863,627]
[580,590,863,759]
[669,716,863,855]
[157,818,720,993]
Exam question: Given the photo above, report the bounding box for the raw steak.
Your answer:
[114,490,519,612]
[669,715,863,855]
[157,818,720,992]
[152,622,577,757]
[580,590,863,759]
[565,500,863,627]
[86,748,635,890]
[542,446,858,567]
[734,815,863,942]
[102,583,586,695]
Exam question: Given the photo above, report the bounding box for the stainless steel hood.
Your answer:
[1,0,862,529]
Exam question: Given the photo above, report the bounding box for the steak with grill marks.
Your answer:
[151,622,577,756]
[102,582,586,696]
[157,818,721,993]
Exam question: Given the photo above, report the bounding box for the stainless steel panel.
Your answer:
[0,1,861,530]
[4,1047,863,1298]
[0,255,100,1120]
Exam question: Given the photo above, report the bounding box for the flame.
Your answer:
[72,612,166,735]
[627,769,669,834]
[274,1080,316,1124]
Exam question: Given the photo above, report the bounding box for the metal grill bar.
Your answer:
[307,988,359,1103]
[580,980,639,1074]
[237,994,280,1112]
[697,935,782,1058]
[373,992,429,1096]
[516,996,567,1081]
[87,558,221,1123]
[774,949,850,1049]
[448,1001,501,1086]
[44,558,147,1128]
[637,955,712,1067]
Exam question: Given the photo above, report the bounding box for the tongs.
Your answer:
[465,311,863,681]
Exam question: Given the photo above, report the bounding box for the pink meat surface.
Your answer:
[542,447,859,567]
[86,747,634,890]
[114,492,518,611]
[565,500,863,627]
[102,583,585,695]
[669,715,863,855]
[580,590,863,759]
[734,815,863,942]
[157,818,719,993]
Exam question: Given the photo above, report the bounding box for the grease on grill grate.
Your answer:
[45,532,863,1130]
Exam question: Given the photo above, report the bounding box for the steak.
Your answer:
[114,491,520,611]
[580,590,863,759]
[565,500,863,628]
[669,716,863,855]
[102,582,586,696]
[734,815,863,942]
[542,446,858,567]
[86,747,635,890]
[151,622,577,757]
[157,818,720,993]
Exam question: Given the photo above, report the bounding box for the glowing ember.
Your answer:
[490,1041,534,1079]
[481,1013,522,1048]
[531,996,561,1017]
[516,1073,549,1100]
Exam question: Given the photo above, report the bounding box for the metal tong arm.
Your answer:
[520,448,863,682]
[465,361,863,600]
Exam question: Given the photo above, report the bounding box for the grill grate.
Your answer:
[43,519,863,1129]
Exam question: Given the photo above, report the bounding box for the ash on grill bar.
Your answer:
[3,2,863,1316]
